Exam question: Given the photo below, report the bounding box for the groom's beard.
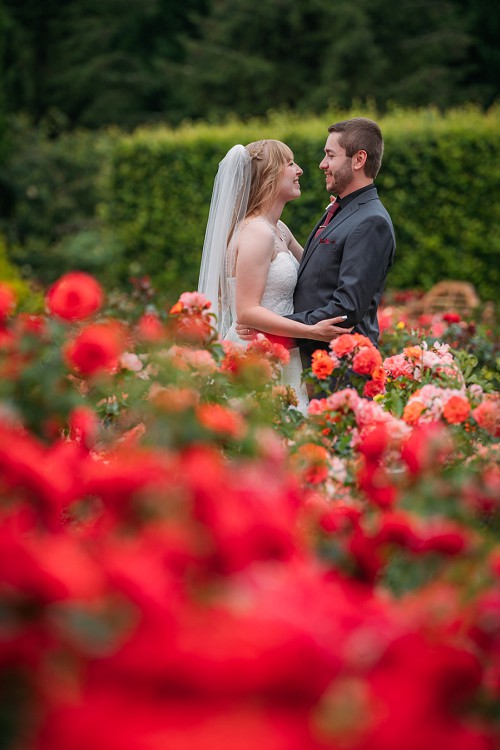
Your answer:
[327,160,353,196]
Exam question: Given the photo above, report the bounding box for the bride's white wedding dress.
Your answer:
[224,222,309,414]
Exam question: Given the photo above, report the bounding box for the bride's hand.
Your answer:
[235,323,259,340]
[309,316,353,342]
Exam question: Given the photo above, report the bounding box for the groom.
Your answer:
[237,117,396,369]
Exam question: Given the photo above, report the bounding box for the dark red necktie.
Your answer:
[314,199,340,238]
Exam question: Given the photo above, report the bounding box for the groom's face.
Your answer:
[319,133,354,197]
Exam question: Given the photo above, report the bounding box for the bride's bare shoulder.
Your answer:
[237,217,275,245]
[238,217,273,235]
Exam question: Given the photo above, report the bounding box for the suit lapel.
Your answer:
[298,202,353,278]
[297,188,378,279]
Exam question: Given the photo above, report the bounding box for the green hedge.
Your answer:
[0,119,123,286]
[105,107,500,304]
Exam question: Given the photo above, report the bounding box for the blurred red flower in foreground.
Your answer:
[0,282,17,321]
[135,312,165,342]
[46,272,104,321]
[196,403,247,440]
[64,321,126,376]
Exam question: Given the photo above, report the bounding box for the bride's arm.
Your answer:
[235,223,345,342]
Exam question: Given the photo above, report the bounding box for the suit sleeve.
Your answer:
[287,215,394,327]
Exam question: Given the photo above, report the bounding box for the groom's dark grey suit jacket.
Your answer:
[287,184,396,369]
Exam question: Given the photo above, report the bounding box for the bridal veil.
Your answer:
[198,145,251,338]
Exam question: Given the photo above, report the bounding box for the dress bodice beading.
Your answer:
[260,252,299,316]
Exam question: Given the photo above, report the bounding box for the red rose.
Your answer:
[46,272,104,321]
[443,311,461,323]
[416,526,468,556]
[0,283,16,321]
[68,405,100,449]
[358,424,390,461]
[401,422,454,475]
[64,321,125,376]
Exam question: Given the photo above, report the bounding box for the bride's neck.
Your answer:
[256,200,284,226]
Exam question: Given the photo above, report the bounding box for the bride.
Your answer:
[198,140,346,412]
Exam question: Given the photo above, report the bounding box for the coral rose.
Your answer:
[311,350,335,379]
[442,395,471,424]
[403,400,426,425]
[331,333,359,357]
[352,346,382,376]
[135,313,165,342]
[292,443,329,484]
[196,403,246,439]
[472,397,500,437]
[46,272,104,321]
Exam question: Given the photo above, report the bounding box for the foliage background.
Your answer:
[2,0,498,128]
[0,0,499,306]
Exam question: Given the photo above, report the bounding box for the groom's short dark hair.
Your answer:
[328,118,384,179]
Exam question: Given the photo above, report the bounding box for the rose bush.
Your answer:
[0,275,498,749]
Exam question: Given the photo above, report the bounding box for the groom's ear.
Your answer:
[352,150,368,171]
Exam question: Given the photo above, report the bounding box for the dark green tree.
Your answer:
[451,0,500,107]
[2,0,208,128]
[179,0,490,120]
[2,0,498,129]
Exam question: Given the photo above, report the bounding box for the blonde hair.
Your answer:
[244,140,294,216]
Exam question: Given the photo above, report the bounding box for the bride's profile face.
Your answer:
[277,158,303,203]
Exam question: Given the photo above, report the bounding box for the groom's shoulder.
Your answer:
[358,188,393,221]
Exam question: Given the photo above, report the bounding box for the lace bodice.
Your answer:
[227,250,299,322]
[227,218,299,320]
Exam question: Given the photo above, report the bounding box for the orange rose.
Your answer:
[403,400,426,425]
[292,443,329,484]
[150,385,199,412]
[196,403,246,439]
[442,395,471,424]
[311,350,335,380]
[404,345,423,361]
